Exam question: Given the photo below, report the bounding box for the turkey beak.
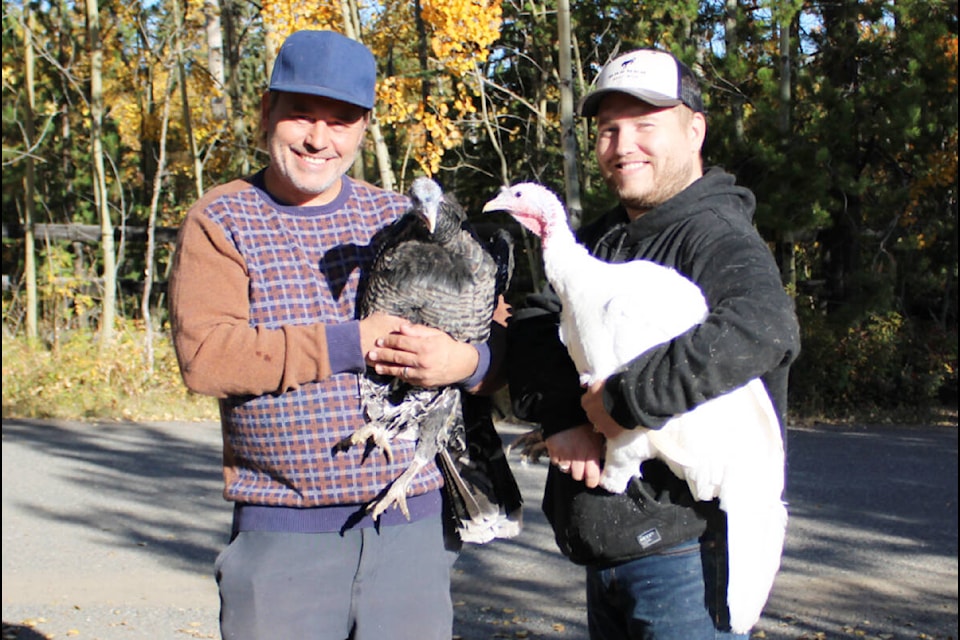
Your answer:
[483,187,516,215]
[422,208,438,233]
[481,198,504,214]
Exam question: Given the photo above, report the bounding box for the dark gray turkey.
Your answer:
[338,176,521,543]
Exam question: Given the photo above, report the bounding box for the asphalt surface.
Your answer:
[2,417,957,640]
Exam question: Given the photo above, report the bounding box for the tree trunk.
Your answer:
[172,0,203,197]
[219,0,249,173]
[23,6,39,341]
[205,0,227,121]
[557,0,582,230]
[725,0,744,145]
[142,71,176,371]
[340,0,395,190]
[775,7,797,292]
[820,1,863,310]
[777,7,793,136]
[532,1,550,176]
[571,29,592,196]
[85,0,116,347]
[57,0,76,231]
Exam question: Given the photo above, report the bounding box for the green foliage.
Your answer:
[2,325,219,422]
[790,305,957,418]
[2,0,957,422]
[37,244,97,328]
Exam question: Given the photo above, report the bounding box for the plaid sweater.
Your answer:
[169,174,444,529]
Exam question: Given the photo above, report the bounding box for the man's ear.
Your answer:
[259,92,272,128]
[689,110,707,153]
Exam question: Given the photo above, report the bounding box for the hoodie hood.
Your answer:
[585,167,756,264]
[625,167,755,240]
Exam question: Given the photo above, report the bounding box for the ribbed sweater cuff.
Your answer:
[326,321,364,374]
[233,489,443,534]
[459,342,490,389]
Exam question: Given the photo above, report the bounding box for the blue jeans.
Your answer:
[586,530,750,640]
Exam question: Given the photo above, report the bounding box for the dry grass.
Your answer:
[3,329,956,428]
[2,329,219,423]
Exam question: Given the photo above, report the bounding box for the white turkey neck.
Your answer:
[539,200,597,300]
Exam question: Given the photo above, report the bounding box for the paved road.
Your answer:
[2,418,957,640]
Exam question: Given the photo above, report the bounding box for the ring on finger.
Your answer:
[402,367,409,380]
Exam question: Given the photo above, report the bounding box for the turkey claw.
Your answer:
[333,424,395,461]
[506,428,549,464]
[367,478,413,521]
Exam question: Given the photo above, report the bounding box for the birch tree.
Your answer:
[85,0,117,347]
[23,5,38,341]
[557,0,581,228]
[142,70,175,370]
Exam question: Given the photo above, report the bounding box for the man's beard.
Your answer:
[607,156,697,214]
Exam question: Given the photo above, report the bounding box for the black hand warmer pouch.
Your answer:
[542,458,716,567]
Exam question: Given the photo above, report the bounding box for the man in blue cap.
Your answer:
[169,30,494,639]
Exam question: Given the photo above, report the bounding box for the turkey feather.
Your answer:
[338,177,522,543]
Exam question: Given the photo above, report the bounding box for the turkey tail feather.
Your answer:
[724,501,788,634]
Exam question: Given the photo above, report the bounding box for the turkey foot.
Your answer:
[366,457,431,521]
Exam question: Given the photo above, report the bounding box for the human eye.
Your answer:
[280,104,314,123]
[326,116,351,129]
[597,123,618,138]
[632,117,658,134]
[329,109,365,128]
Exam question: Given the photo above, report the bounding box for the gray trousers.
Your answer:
[216,514,457,640]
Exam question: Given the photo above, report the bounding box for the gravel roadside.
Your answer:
[3,418,957,640]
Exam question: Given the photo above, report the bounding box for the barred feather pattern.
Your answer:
[341,177,519,539]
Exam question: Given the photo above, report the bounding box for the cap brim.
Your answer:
[578,88,681,117]
[268,83,373,110]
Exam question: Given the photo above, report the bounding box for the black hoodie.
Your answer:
[506,167,801,565]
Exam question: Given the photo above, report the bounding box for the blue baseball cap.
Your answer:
[268,30,376,110]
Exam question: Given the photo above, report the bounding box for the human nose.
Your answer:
[303,119,330,151]
[611,127,640,155]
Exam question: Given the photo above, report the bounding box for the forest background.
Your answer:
[1,0,957,424]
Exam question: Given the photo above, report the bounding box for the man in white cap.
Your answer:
[507,49,800,639]
[169,30,499,640]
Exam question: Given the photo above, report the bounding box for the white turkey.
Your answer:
[337,176,521,543]
[483,181,786,633]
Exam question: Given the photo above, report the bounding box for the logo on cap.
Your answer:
[578,49,703,117]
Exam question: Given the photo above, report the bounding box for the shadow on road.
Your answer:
[2,622,50,640]
[3,418,957,640]
[3,418,228,575]
[761,423,958,639]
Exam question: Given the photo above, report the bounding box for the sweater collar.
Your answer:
[249,169,355,216]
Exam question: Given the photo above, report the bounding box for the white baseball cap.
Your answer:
[578,49,704,117]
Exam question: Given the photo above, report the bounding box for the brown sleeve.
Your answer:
[168,206,334,399]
